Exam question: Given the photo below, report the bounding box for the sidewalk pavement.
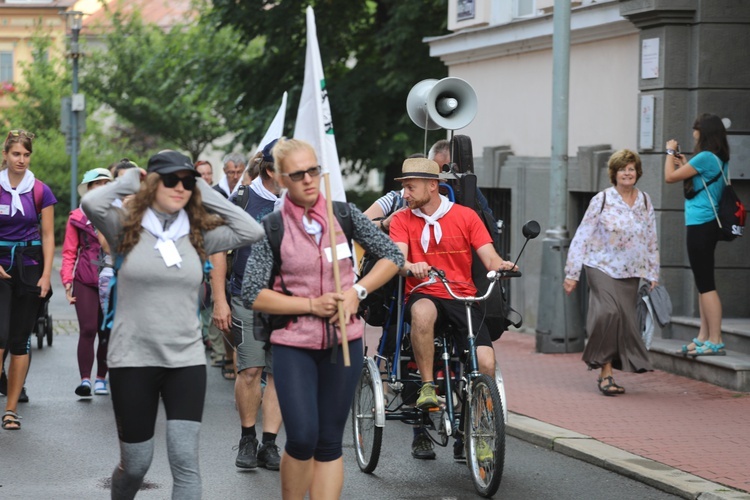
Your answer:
[496,330,750,500]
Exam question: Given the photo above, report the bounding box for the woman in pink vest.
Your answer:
[241,139,403,499]
[62,168,113,397]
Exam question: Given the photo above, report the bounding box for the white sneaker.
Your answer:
[94,379,109,396]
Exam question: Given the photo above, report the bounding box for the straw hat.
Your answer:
[394,158,440,181]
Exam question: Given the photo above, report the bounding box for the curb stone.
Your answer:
[507,412,750,500]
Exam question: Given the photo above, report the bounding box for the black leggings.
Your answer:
[109,365,206,443]
[686,221,721,294]
[273,339,363,462]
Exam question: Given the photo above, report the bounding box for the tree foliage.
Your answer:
[0,34,146,240]
[208,0,449,191]
[82,7,258,160]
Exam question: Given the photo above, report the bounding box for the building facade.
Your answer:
[427,0,750,332]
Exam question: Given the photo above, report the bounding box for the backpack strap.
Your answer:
[101,253,124,332]
[332,201,353,244]
[233,184,251,211]
[32,179,44,220]
[600,191,607,213]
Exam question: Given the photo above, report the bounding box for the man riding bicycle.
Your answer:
[388,158,517,456]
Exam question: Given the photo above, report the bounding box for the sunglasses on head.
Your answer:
[160,172,197,190]
[281,165,322,182]
[7,130,35,140]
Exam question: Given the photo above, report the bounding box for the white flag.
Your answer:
[255,92,287,154]
[293,6,346,202]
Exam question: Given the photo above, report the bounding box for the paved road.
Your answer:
[0,259,681,498]
[1,330,680,499]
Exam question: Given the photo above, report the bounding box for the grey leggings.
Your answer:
[109,365,205,500]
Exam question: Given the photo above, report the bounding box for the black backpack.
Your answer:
[252,202,354,343]
[358,191,404,327]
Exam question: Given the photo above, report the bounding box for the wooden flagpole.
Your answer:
[322,171,350,366]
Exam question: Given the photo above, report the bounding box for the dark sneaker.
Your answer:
[235,436,258,469]
[411,433,436,460]
[75,380,92,398]
[416,383,439,410]
[257,441,281,470]
[18,387,29,403]
[453,437,465,462]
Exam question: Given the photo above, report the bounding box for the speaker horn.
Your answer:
[406,77,478,131]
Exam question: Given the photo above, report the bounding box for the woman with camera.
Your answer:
[664,113,730,356]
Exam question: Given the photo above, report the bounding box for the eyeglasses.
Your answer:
[281,165,322,182]
[160,172,197,191]
[7,130,35,140]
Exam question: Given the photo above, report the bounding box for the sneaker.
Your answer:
[235,436,258,469]
[411,433,436,460]
[18,387,29,403]
[453,437,465,462]
[75,380,92,398]
[416,383,439,410]
[475,439,494,463]
[94,379,109,396]
[257,441,281,470]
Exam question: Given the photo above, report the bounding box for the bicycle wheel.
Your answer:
[351,359,383,473]
[36,319,44,350]
[46,314,53,346]
[464,373,505,498]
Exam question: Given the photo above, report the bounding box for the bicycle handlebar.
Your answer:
[408,267,522,303]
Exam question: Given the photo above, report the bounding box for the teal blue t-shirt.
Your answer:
[685,151,727,226]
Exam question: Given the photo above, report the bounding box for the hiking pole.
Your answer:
[322,170,351,366]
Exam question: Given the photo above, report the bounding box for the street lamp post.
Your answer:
[64,11,84,208]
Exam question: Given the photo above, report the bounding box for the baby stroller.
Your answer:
[34,298,53,349]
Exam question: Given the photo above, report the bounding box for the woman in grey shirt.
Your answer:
[82,151,263,500]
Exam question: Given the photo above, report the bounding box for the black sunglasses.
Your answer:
[160,172,197,191]
[281,165,322,182]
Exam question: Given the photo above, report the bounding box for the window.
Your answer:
[0,52,13,83]
[515,0,536,18]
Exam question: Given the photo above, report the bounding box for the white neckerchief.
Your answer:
[218,176,240,198]
[302,214,323,245]
[0,169,35,217]
[141,208,190,268]
[250,176,281,208]
[412,195,453,253]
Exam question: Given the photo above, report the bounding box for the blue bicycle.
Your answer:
[352,221,540,498]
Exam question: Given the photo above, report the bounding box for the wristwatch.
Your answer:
[352,284,368,300]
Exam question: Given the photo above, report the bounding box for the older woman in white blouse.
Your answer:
[563,149,659,396]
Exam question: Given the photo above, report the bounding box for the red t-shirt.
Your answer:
[390,203,492,300]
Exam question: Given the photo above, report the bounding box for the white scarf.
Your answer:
[0,169,35,217]
[141,208,190,268]
[218,176,240,198]
[250,176,281,208]
[412,195,453,253]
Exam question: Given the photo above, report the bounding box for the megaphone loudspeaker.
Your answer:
[406,77,478,131]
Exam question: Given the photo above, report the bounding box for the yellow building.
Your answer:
[0,0,87,108]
